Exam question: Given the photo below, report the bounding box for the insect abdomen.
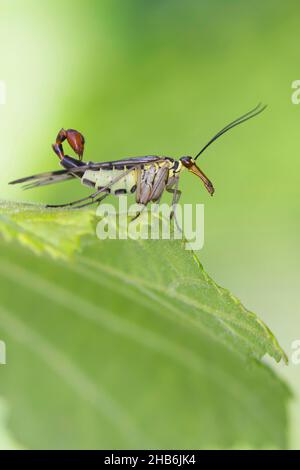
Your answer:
[81,168,137,195]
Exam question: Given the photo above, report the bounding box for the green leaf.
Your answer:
[0,200,291,449]
[0,200,94,260]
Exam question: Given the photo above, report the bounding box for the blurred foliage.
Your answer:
[0,399,22,450]
[0,0,299,448]
[0,201,94,259]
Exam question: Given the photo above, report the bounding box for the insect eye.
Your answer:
[180,156,194,168]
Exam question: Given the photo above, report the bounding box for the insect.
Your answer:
[10,103,266,213]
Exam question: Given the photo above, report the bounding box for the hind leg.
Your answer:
[46,188,105,208]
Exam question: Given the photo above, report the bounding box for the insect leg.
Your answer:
[166,177,183,233]
[149,164,170,202]
[46,188,106,208]
[167,178,182,218]
[72,192,109,209]
[130,204,147,222]
[131,164,169,223]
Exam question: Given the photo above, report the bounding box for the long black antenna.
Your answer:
[194,103,267,160]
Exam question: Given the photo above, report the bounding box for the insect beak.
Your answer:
[189,162,215,196]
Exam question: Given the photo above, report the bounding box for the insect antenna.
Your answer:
[194,103,267,160]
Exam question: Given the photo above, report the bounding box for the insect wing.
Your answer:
[22,173,75,190]
[9,156,168,189]
[87,155,165,169]
[9,169,74,186]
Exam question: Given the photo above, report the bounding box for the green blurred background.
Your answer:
[0,0,300,447]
